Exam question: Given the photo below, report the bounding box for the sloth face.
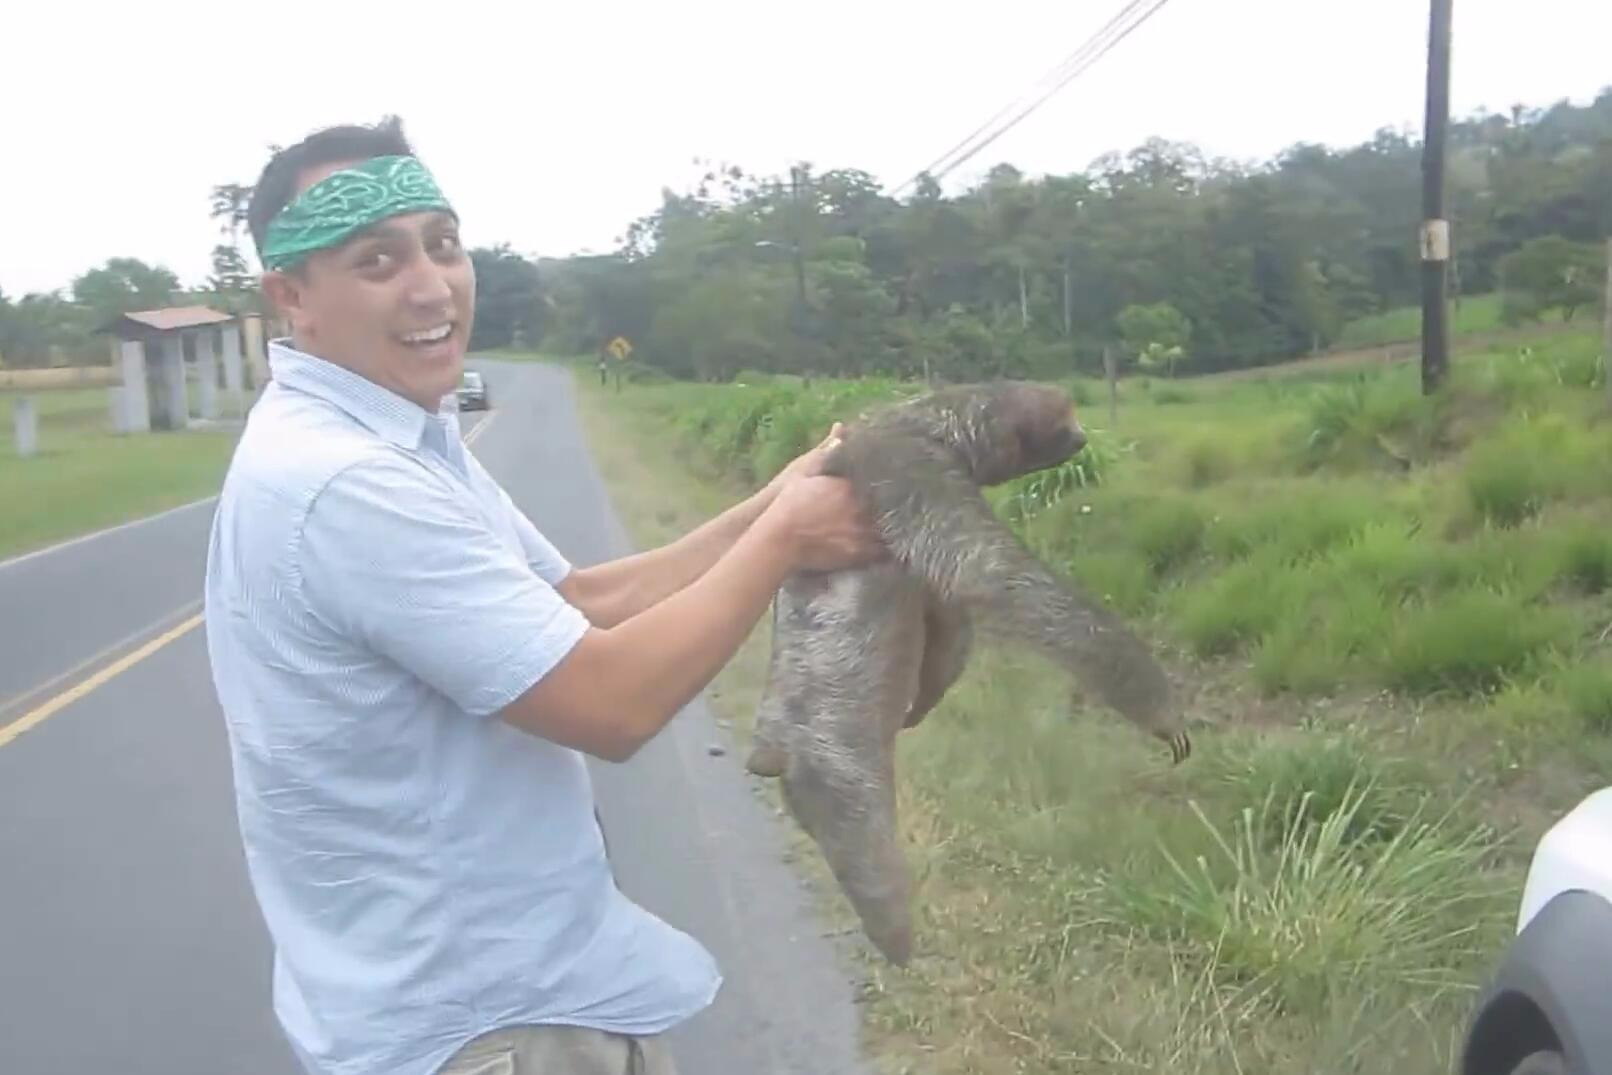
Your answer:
[964,381,1086,485]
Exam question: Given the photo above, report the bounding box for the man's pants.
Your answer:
[438,1024,678,1075]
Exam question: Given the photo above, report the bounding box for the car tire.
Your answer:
[1510,1051,1568,1075]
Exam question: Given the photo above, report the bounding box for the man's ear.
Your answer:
[261,270,310,330]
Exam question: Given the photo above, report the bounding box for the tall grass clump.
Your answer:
[1205,485,1379,563]
[1001,429,1130,522]
[1130,497,1206,576]
[1554,522,1612,594]
[1173,555,1302,657]
[1105,788,1504,1012]
[1380,588,1576,695]
[1217,732,1424,846]
[1300,372,1430,469]
[1557,661,1612,733]
[1462,413,1598,527]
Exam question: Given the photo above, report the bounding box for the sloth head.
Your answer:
[915,381,1086,486]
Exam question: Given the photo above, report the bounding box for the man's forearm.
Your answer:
[503,505,798,760]
[567,486,776,627]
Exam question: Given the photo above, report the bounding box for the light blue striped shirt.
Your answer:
[203,342,720,1075]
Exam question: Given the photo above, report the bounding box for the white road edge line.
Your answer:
[0,406,494,576]
[0,496,219,575]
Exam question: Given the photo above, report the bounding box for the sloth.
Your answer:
[745,381,1189,965]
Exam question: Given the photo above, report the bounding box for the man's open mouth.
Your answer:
[400,323,455,347]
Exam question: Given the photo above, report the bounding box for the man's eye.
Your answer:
[433,234,462,255]
[355,251,394,272]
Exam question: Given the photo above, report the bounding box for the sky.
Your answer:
[2,0,1609,297]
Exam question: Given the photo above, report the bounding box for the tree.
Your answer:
[209,183,254,248]
[468,245,544,350]
[1498,236,1606,324]
[71,258,179,323]
[1117,302,1192,378]
[525,89,1612,384]
[209,245,255,294]
[0,291,94,367]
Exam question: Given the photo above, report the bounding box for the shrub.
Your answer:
[1205,486,1377,563]
[1558,662,1612,733]
[1380,588,1574,695]
[1068,549,1154,615]
[1554,523,1612,594]
[1220,733,1422,846]
[1174,557,1299,657]
[1463,414,1598,527]
[1105,790,1502,1012]
[1131,499,1206,575]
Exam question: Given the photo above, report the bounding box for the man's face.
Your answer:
[263,158,476,410]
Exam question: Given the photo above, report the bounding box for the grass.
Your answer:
[0,388,237,558]
[1335,293,1565,350]
[566,333,1612,1074]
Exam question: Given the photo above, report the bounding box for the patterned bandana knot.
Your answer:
[259,155,455,271]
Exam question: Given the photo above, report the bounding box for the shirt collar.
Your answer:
[268,339,434,451]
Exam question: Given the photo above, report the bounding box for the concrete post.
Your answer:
[241,315,269,390]
[220,323,245,417]
[195,328,220,420]
[160,333,188,430]
[14,396,38,458]
[116,339,151,433]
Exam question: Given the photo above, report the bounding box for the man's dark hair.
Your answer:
[246,115,416,263]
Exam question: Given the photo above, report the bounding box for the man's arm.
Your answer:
[299,454,880,766]
[557,487,772,629]
[556,425,844,628]
[502,472,880,762]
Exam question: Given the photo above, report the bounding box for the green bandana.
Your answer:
[259,154,456,271]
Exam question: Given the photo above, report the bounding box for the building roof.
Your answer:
[101,306,237,337]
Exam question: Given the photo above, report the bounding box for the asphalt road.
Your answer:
[0,360,874,1075]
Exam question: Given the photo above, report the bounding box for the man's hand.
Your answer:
[764,471,887,574]
[763,423,846,498]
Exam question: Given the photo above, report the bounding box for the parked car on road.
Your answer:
[1460,787,1612,1075]
[457,369,489,411]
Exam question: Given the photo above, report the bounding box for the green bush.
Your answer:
[1324,521,1445,601]
[1131,498,1206,575]
[1559,662,1612,733]
[1105,790,1502,1011]
[1380,588,1574,695]
[1463,414,1599,527]
[1464,444,1550,526]
[1300,373,1428,469]
[1172,435,1235,488]
[1554,523,1612,594]
[1205,486,1377,563]
[1173,556,1299,657]
[1068,549,1154,615]
[1221,733,1422,846]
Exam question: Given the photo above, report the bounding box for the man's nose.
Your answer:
[404,254,454,308]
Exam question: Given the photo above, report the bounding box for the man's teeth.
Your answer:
[403,324,452,344]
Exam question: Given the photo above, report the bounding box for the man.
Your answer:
[203,116,884,1075]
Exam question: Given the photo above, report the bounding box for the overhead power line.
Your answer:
[896,0,1178,195]
[905,0,1153,190]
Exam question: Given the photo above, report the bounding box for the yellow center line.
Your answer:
[0,407,499,752]
[464,410,497,447]
[0,612,205,751]
[0,600,202,724]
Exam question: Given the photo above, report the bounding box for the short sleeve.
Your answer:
[497,485,573,587]
[297,455,590,717]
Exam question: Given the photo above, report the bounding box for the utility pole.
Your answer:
[1603,238,1612,407]
[788,165,808,306]
[1419,0,1453,395]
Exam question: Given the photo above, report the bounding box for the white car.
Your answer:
[1460,788,1612,1074]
